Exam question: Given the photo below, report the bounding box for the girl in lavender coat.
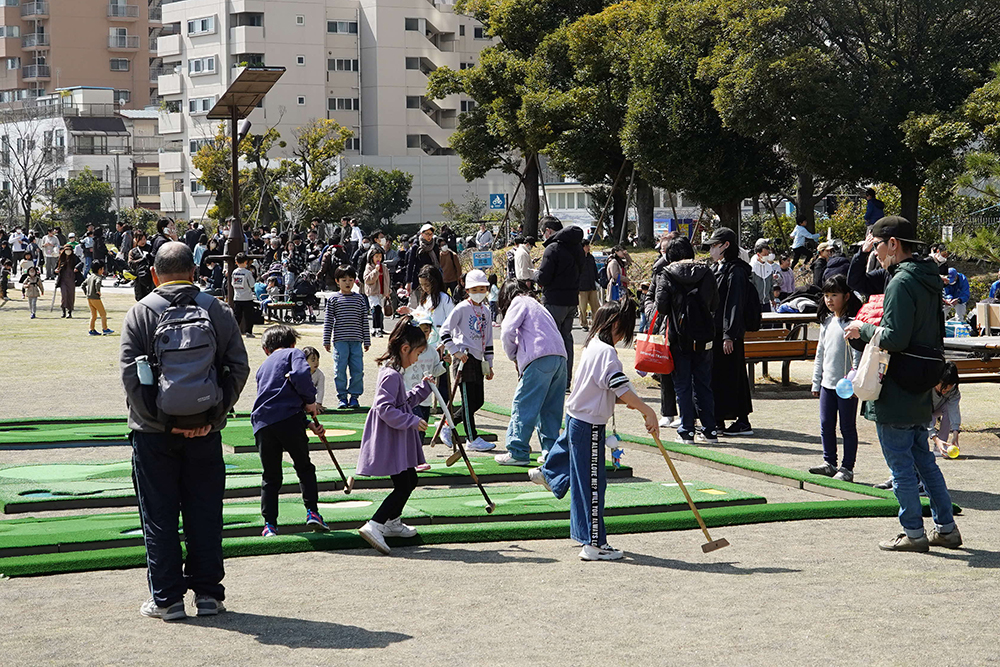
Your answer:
[494,281,568,466]
[358,317,434,555]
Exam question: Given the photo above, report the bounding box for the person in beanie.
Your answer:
[535,215,584,391]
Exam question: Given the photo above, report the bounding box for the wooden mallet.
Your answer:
[652,432,730,553]
[428,379,495,514]
[311,414,352,494]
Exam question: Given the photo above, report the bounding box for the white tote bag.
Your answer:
[853,328,889,401]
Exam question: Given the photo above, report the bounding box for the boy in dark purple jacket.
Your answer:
[251,324,328,537]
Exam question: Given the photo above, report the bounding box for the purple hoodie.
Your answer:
[500,295,567,373]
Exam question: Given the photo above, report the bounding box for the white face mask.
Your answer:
[766,253,775,263]
[469,292,488,304]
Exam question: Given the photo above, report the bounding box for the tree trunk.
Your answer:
[796,172,816,232]
[713,199,741,232]
[521,152,540,238]
[898,179,921,229]
[635,177,654,247]
[752,197,760,216]
[611,189,626,244]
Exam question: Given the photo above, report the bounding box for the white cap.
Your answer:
[68,232,76,238]
[465,269,490,289]
[411,307,434,326]
[419,223,434,234]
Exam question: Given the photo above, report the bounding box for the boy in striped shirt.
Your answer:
[322,265,370,409]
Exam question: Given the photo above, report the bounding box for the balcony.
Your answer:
[107,4,139,20]
[149,66,168,82]
[158,111,183,134]
[157,33,180,57]
[21,2,49,18]
[22,33,50,50]
[21,64,51,81]
[160,191,185,213]
[228,26,265,56]
[148,37,157,52]
[157,72,181,95]
[108,35,140,50]
[148,6,162,23]
[68,144,131,156]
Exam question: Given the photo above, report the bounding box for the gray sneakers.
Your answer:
[140,597,186,621]
[832,467,854,482]
[879,533,930,552]
[809,462,838,477]
[928,527,963,549]
[194,595,225,617]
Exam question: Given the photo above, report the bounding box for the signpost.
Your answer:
[489,193,506,210]
[472,251,493,269]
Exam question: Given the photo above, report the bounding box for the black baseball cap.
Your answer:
[707,227,737,246]
[870,216,920,244]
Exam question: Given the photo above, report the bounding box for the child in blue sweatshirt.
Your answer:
[251,324,329,537]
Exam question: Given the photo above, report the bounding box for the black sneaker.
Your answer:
[700,429,719,444]
[809,462,838,477]
[874,477,893,490]
[720,421,753,436]
[677,430,695,444]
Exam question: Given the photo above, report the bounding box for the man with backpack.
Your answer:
[656,236,719,443]
[536,216,585,391]
[120,242,250,622]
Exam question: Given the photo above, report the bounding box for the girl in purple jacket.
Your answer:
[357,317,434,555]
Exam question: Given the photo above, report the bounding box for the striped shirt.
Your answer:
[322,291,370,347]
[565,339,632,425]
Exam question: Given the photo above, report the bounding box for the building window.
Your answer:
[115,89,131,103]
[233,13,263,27]
[404,18,420,31]
[6,57,19,70]
[347,137,360,151]
[459,25,465,36]
[406,96,421,109]
[188,56,216,75]
[460,100,476,112]
[187,16,216,35]
[296,55,305,66]
[326,21,358,34]
[404,57,419,70]
[295,15,305,25]
[191,180,207,194]
[189,138,211,154]
[189,96,214,114]
[109,58,129,72]
[459,62,474,70]
[0,26,21,38]
[328,97,359,111]
[328,58,358,72]
[474,27,486,39]
[137,175,159,196]
[297,95,306,106]
[406,134,420,149]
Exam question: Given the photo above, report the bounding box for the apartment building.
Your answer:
[0,0,164,108]
[156,0,516,225]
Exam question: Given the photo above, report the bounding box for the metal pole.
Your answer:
[113,152,121,214]
[227,104,241,307]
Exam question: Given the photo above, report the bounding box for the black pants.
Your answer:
[255,414,318,525]
[414,404,431,421]
[372,467,418,524]
[133,275,153,302]
[456,356,485,440]
[132,430,225,608]
[658,373,677,418]
[791,246,812,269]
[233,299,256,335]
[371,301,384,332]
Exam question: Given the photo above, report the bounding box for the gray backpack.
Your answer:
[141,291,221,418]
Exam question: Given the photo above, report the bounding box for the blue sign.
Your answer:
[472,251,493,268]
[489,193,507,210]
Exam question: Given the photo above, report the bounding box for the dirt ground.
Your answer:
[2,283,999,666]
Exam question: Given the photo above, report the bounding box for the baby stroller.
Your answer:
[260,262,285,292]
[290,272,320,324]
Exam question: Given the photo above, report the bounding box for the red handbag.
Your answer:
[635,312,674,375]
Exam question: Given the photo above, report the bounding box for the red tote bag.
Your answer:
[635,312,674,375]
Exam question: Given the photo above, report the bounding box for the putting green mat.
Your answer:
[0,454,632,513]
[0,481,763,558]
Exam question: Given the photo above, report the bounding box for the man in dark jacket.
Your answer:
[845,216,960,552]
[405,223,440,306]
[120,242,250,621]
[646,235,677,427]
[536,216,584,390]
[577,238,600,330]
[656,236,719,443]
[150,218,176,258]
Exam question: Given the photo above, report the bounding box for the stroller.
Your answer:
[290,272,320,324]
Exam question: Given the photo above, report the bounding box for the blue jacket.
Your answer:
[251,347,316,433]
[944,273,970,304]
[989,280,1000,300]
[864,198,886,225]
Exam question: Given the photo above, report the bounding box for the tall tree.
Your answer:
[51,168,115,235]
[0,109,63,230]
[337,165,414,230]
[276,118,353,229]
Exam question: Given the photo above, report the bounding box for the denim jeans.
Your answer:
[672,346,716,436]
[876,423,956,538]
[132,430,226,608]
[819,387,858,470]
[543,303,577,389]
[505,355,567,460]
[333,340,364,401]
[540,416,607,547]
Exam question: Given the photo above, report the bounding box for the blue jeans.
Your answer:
[876,423,956,538]
[333,340,364,401]
[671,346,716,437]
[820,387,858,470]
[132,430,226,608]
[505,355,567,460]
[540,416,606,547]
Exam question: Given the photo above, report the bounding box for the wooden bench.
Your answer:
[265,302,294,322]
[950,356,1000,384]
[744,324,818,387]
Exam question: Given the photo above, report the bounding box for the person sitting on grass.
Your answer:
[251,324,329,538]
[82,259,113,336]
[928,362,962,456]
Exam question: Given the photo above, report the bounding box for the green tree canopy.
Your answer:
[52,168,115,235]
[337,165,414,230]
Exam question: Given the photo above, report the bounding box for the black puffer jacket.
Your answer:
[537,225,585,307]
[579,252,599,292]
[656,259,719,348]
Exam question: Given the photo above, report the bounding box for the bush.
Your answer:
[827,199,867,246]
[969,275,993,302]
[947,228,1000,265]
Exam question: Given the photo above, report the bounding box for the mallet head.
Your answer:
[345,476,355,494]
[701,538,730,553]
[485,502,496,514]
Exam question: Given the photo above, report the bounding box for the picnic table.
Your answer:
[760,311,819,328]
[943,336,1000,358]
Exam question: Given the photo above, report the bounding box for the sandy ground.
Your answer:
[2,283,1000,666]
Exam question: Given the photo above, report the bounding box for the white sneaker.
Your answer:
[465,437,495,452]
[193,594,225,617]
[383,517,418,538]
[669,417,682,428]
[658,416,674,428]
[528,467,551,491]
[140,597,187,621]
[359,520,391,554]
[440,425,453,447]
[536,450,548,466]
[579,543,624,561]
[495,452,532,466]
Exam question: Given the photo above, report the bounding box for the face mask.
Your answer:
[470,292,488,304]
[362,242,370,249]
[766,253,775,263]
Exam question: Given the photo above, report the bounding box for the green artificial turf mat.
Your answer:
[0,454,632,513]
[0,423,131,447]
[0,482,760,558]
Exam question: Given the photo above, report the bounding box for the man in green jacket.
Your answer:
[845,216,961,552]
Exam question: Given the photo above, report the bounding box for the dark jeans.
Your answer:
[371,302,384,332]
[544,302,577,389]
[658,373,676,418]
[672,346,716,436]
[413,404,431,421]
[372,468,418,524]
[791,246,812,269]
[233,299,256,335]
[819,386,858,470]
[132,430,226,608]
[456,355,485,440]
[255,413,318,525]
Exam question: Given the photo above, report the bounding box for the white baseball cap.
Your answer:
[419,223,434,234]
[465,269,490,289]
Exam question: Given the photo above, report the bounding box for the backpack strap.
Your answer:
[139,291,172,317]
[193,290,216,312]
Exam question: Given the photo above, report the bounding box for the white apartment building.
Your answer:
[156,0,516,226]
